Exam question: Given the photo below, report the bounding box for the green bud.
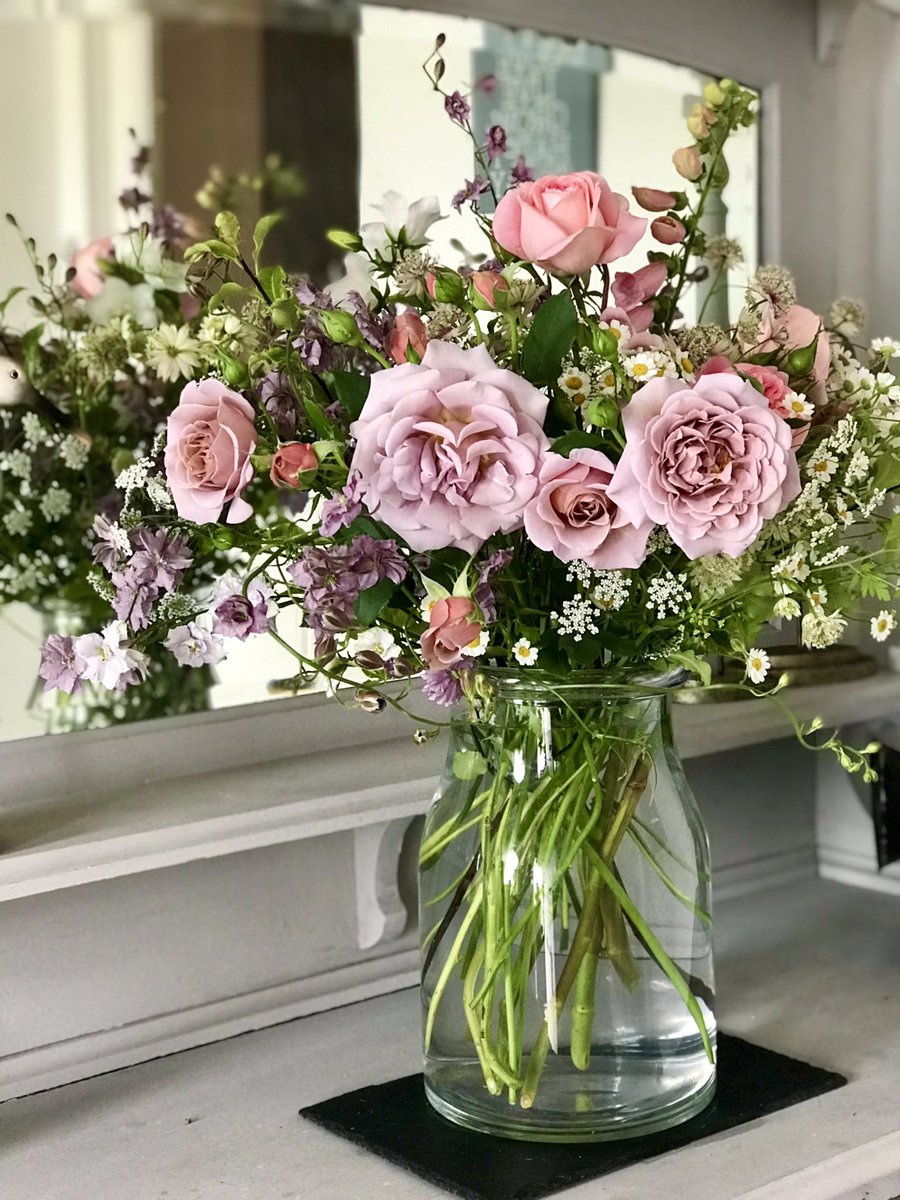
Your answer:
[592,327,620,358]
[584,397,619,429]
[111,449,135,477]
[430,269,466,306]
[219,352,251,389]
[211,527,235,550]
[719,77,737,91]
[703,81,725,107]
[317,307,363,345]
[326,229,363,253]
[786,332,820,376]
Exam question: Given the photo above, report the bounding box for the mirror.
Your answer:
[0,0,759,741]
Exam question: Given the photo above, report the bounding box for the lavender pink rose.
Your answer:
[492,170,646,275]
[421,597,482,669]
[524,447,653,568]
[165,378,257,524]
[349,341,549,553]
[607,372,801,559]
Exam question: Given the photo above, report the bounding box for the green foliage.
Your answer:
[521,291,577,386]
[327,371,370,421]
[452,749,487,781]
[355,577,396,625]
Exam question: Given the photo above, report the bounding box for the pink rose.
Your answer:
[349,341,549,553]
[651,216,686,245]
[758,305,830,404]
[736,362,790,405]
[421,597,482,669]
[524,447,653,568]
[69,236,114,300]
[492,171,646,274]
[270,442,317,489]
[698,355,736,377]
[165,378,257,524]
[607,372,801,559]
[470,270,508,310]
[632,187,676,212]
[386,312,429,364]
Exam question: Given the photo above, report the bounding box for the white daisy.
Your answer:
[871,610,896,642]
[745,648,770,685]
[512,637,539,666]
[145,323,202,383]
[806,585,828,612]
[808,451,838,481]
[558,369,591,399]
[783,390,814,421]
[460,629,489,657]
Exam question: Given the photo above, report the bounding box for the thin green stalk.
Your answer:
[424,882,482,1051]
[627,824,712,924]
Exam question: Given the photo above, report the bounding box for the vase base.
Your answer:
[424,1053,717,1143]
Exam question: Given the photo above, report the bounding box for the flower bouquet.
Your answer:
[37,45,899,1139]
[0,146,301,729]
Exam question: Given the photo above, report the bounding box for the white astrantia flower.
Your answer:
[460,629,489,658]
[512,637,539,666]
[801,609,847,649]
[360,192,444,257]
[870,337,900,359]
[145,323,202,383]
[345,626,401,661]
[871,610,896,642]
[558,368,591,399]
[745,648,770,685]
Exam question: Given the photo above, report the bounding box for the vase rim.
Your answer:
[472,665,685,698]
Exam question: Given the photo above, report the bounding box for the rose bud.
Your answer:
[386,311,429,364]
[673,146,702,181]
[470,270,509,310]
[425,271,437,300]
[317,307,362,345]
[632,187,676,212]
[270,442,318,489]
[651,215,687,245]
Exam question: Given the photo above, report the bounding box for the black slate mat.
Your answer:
[299,1034,846,1200]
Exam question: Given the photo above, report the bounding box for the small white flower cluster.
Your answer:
[2,449,32,481]
[3,508,32,536]
[87,569,117,603]
[21,412,47,449]
[590,571,631,612]
[145,475,175,510]
[800,609,847,649]
[689,552,749,599]
[39,484,72,522]
[645,526,674,555]
[550,596,600,642]
[828,296,866,336]
[59,434,91,471]
[622,349,678,383]
[558,350,617,402]
[645,571,691,620]
[198,309,257,358]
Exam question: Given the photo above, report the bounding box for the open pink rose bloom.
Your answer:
[349,341,549,552]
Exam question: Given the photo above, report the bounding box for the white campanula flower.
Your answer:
[745,648,770,684]
[360,192,444,257]
[871,610,896,642]
[86,277,159,329]
[326,251,376,306]
[774,596,801,620]
[345,626,401,661]
[145,324,202,383]
[512,637,539,666]
[870,337,900,359]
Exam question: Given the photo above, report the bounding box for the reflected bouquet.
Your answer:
[33,49,900,1133]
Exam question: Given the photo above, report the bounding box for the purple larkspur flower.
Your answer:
[324,400,346,427]
[451,176,489,214]
[347,291,387,350]
[119,186,151,212]
[474,73,499,95]
[128,528,192,592]
[91,514,125,573]
[111,565,157,631]
[486,125,507,162]
[212,593,270,641]
[164,622,226,667]
[152,205,185,242]
[39,634,83,694]
[511,155,534,184]
[319,472,365,537]
[131,144,151,175]
[295,279,332,308]
[422,666,470,707]
[444,90,471,125]
[260,370,301,439]
[475,549,513,624]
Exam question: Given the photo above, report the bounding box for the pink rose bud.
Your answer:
[425,271,437,300]
[673,146,702,181]
[386,311,429,364]
[470,270,509,310]
[69,236,114,300]
[270,442,318,489]
[632,187,677,213]
[651,216,687,245]
[420,596,482,670]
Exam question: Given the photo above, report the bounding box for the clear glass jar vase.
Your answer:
[419,670,715,1142]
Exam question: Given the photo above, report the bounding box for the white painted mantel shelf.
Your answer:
[4,878,900,1200]
[2,672,898,902]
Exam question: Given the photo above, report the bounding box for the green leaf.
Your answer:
[258,265,287,302]
[667,650,713,687]
[328,371,370,421]
[354,577,395,625]
[586,851,714,1064]
[20,323,44,379]
[550,430,605,458]
[875,454,900,491]
[452,750,487,781]
[270,298,298,330]
[252,212,283,268]
[215,210,241,249]
[210,280,250,304]
[302,390,336,439]
[0,285,24,317]
[521,290,577,386]
[184,239,240,265]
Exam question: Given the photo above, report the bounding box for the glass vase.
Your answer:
[419,670,715,1142]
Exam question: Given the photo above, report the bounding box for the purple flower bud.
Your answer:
[486,125,507,162]
[444,90,471,126]
[511,155,534,184]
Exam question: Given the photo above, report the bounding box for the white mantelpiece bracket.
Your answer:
[353,816,415,950]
